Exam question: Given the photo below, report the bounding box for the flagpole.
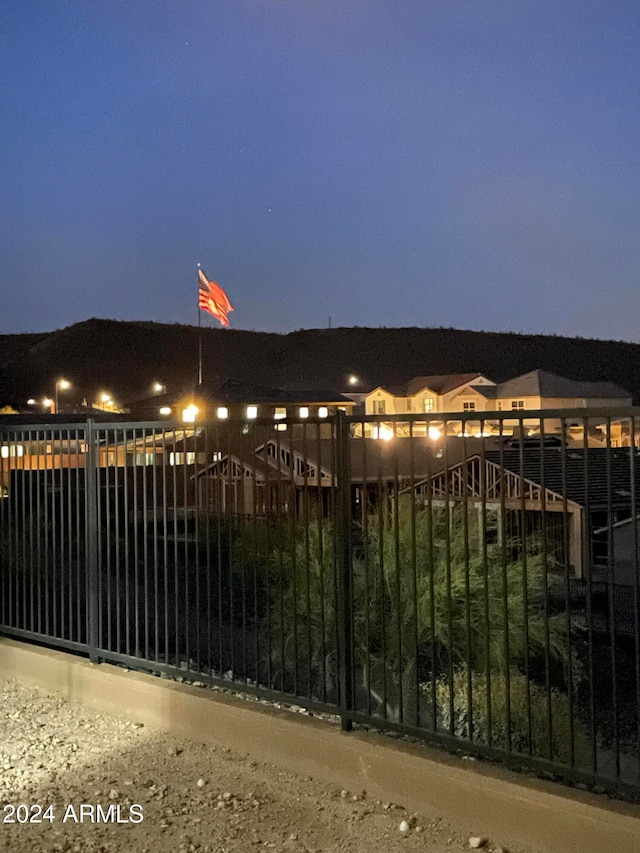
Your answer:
[197,263,203,385]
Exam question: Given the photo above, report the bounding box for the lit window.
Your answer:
[246,405,258,419]
[373,425,394,441]
[1,445,24,458]
[217,406,229,419]
[373,400,386,415]
[159,406,171,416]
[318,406,329,418]
[274,423,288,431]
[424,398,434,412]
[135,452,156,466]
[274,407,287,420]
[511,400,525,410]
[182,405,198,423]
[169,451,196,466]
[463,401,476,411]
[298,406,309,418]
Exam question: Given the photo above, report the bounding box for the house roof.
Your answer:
[483,446,640,508]
[128,379,355,410]
[378,373,492,397]
[495,370,630,401]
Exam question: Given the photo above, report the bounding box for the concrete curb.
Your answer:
[1,638,639,853]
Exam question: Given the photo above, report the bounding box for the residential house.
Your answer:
[362,370,633,443]
[365,373,497,417]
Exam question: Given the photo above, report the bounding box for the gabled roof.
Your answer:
[495,370,630,401]
[375,373,493,397]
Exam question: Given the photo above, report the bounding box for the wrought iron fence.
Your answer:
[1,408,640,798]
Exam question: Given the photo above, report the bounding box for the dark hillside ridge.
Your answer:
[1,319,640,405]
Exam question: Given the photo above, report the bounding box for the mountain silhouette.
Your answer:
[1,319,640,407]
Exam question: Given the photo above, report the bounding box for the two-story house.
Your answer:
[365,374,497,417]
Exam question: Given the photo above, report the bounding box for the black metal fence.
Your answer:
[1,409,640,798]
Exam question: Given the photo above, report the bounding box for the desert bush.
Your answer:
[353,497,568,719]
[423,668,593,767]
[258,498,569,720]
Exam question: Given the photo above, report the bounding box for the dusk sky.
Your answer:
[2,1,638,340]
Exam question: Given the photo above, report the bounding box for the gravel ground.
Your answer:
[0,679,534,853]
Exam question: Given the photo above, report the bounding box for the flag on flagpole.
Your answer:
[198,268,234,327]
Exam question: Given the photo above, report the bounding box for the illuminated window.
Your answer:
[373,400,386,414]
[298,406,309,418]
[246,405,258,419]
[159,406,171,416]
[373,425,394,441]
[274,423,287,431]
[169,452,196,466]
[274,407,287,420]
[1,445,24,458]
[318,406,329,418]
[216,406,229,419]
[511,400,525,410]
[424,398,434,412]
[182,405,198,423]
[135,452,156,466]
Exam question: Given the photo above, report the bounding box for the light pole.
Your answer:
[55,378,71,414]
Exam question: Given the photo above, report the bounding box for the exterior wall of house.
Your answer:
[442,386,495,414]
[366,377,499,417]
[406,388,438,414]
[494,395,542,412]
[494,395,632,412]
[365,388,398,416]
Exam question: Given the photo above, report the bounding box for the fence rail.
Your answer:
[2,409,640,798]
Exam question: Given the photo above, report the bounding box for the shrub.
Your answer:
[423,668,593,767]
[353,498,568,720]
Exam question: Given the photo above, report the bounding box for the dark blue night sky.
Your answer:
[2,1,638,340]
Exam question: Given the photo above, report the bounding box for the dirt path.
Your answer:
[0,679,532,853]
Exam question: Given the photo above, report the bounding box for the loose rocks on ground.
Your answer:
[0,679,529,853]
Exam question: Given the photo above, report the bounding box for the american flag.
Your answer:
[198,268,234,327]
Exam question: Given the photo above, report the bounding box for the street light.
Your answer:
[55,378,71,414]
[152,382,166,394]
[99,393,112,411]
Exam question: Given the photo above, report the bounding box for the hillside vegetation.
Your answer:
[1,318,640,405]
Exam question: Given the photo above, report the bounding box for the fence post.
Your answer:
[335,411,354,731]
[85,419,100,663]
